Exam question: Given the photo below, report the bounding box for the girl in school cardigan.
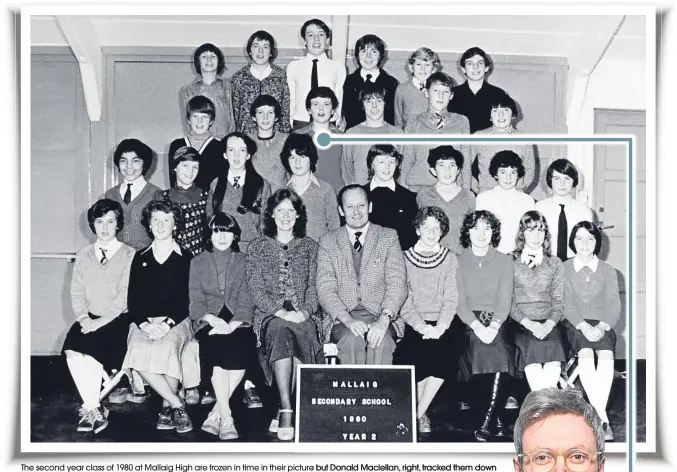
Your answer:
[62,199,136,434]
[562,221,621,441]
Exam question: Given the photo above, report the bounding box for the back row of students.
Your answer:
[180,19,508,135]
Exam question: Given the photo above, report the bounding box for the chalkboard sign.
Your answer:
[296,365,415,442]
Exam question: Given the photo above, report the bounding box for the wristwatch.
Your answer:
[163,317,176,327]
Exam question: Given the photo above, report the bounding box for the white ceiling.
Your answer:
[31,14,646,62]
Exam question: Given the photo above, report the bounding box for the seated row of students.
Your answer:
[179,17,509,138]
[64,187,620,444]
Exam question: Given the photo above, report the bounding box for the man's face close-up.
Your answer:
[515,414,602,472]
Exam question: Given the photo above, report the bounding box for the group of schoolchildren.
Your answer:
[60,18,622,443]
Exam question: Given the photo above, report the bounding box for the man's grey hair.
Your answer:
[514,387,605,469]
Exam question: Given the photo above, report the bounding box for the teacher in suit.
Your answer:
[317,184,408,365]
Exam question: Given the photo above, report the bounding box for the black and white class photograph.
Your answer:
[25,9,652,452]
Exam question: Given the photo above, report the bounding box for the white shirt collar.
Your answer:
[306,52,328,62]
[552,195,574,206]
[411,77,426,91]
[573,255,599,273]
[250,63,272,80]
[121,177,146,188]
[142,240,182,256]
[95,239,122,260]
[520,247,544,268]
[414,240,441,254]
[370,178,396,191]
[360,68,380,82]
[287,173,319,188]
[228,170,246,187]
[346,222,370,244]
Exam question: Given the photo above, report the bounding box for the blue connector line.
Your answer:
[317,130,635,467]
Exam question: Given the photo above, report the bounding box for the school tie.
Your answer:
[100,248,108,265]
[435,113,444,130]
[353,232,363,252]
[233,176,241,188]
[123,183,132,204]
[365,74,373,84]
[557,204,568,261]
[311,59,319,91]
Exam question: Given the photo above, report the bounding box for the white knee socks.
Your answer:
[543,361,562,388]
[594,359,615,423]
[66,354,104,411]
[525,362,561,391]
[524,364,544,391]
[577,356,614,423]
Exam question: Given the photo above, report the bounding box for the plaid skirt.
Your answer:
[560,319,617,356]
[122,318,194,380]
[513,320,566,371]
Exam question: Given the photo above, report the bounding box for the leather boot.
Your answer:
[494,375,512,438]
[474,373,508,442]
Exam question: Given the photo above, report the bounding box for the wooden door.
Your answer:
[593,109,646,359]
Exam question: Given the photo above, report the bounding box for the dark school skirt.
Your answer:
[513,319,566,371]
[393,320,462,382]
[61,312,132,372]
[195,325,258,371]
[458,314,516,378]
[258,314,324,386]
[560,319,617,356]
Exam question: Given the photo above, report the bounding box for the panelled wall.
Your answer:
[31,51,91,354]
[32,46,568,355]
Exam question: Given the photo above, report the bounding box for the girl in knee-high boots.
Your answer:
[456,210,515,441]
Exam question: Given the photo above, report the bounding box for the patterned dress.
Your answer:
[155,187,207,257]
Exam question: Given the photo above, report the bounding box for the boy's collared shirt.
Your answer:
[119,178,147,202]
[287,172,320,196]
[286,52,347,123]
[360,68,380,82]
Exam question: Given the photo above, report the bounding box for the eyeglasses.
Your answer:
[518,449,602,472]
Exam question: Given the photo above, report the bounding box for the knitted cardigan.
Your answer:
[245,236,320,346]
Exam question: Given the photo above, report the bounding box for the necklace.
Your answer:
[582,268,593,283]
[476,253,487,268]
